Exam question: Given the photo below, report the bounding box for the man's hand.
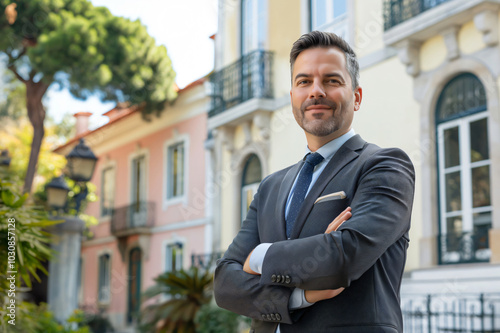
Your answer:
[243,249,259,274]
[305,207,352,302]
[305,288,345,303]
[325,206,351,233]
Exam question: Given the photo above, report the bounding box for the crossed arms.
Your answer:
[214,148,415,324]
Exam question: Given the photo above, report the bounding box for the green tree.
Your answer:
[0,0,177,193]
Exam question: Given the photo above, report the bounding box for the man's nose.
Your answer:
[309,81,326,99]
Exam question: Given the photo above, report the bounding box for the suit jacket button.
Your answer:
[285,275,291,284]
[276,313,282,321]
[271,274,277,283]
[276,275,282,283]
[266,314,272,321]
[271,314,276,321]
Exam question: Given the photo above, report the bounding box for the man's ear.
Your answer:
[354,86,362,111]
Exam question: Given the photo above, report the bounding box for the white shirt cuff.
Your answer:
[249,243,272,274]
[289,288,315,310]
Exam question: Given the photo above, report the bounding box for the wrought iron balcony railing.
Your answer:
[191,251,225,269]
[110,201,155,236]
[439,228,490,265]
[383,0,453,30]
[401,293,500,332]
[208,50,274,117]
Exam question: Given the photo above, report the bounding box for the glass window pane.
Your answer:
[445,171,461,212]
[446,216,462,251]
[473,211,491,250]
[472,165,491,207]
[334,0,346,18]
[312,0,327,29]
[470,118,489,162]
[444,127,460,168]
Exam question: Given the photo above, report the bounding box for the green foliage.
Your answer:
[139,267,213,333]
[0,178,59,302]
[0,68,26,121]
[8,302,91,333]
[195,303,249,333]
[0,0,177,115]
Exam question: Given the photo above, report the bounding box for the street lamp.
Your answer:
[46,176,70,210]
[0,149,11,172]
[66,138,98,182]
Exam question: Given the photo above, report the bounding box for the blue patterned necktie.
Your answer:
[286,152,324,238]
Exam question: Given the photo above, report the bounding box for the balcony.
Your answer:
[207,50,274,126]
[383,0,452,30]
[110,201,155,238]
[191,251,225,270]
[439,229,490,265]
[401,293,500,332]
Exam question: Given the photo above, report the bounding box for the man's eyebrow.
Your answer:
[325,73,345,80]
[294,73,310,81]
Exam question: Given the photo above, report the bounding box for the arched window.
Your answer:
[436,73,491,264]
[241,154,262,222]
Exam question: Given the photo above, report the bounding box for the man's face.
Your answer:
[290,47,362,141]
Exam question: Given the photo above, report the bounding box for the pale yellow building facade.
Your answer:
[208,0,500,329]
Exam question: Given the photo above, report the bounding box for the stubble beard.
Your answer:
[294,99,343,137]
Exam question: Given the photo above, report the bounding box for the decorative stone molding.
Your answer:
[474,10,499,46]
[396,40,421,77]
[215,127,235,153]
[441,25,460,61]
[253,112,271,141]
[241,121,252,145]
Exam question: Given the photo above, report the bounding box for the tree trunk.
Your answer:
[23,80,49,194]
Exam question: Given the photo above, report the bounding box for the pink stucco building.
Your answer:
[56,78,213,331]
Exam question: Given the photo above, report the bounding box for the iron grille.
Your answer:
[191,251,225,270]
[208,50,274,117]
[383,0,453,30]
[402,293,500,332]
[439,229,490,265]
[110,201,155,234]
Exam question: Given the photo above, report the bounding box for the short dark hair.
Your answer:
[290,31,360,89]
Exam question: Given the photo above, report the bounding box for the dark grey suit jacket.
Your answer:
[214,135,415,332]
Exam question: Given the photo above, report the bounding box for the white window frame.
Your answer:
[437,111,492,262]
[163,135,189,209]
[162,239,185,273]
[100,164,116,219]
[241,183,259,222]
[97,251,112,304]
[129,149,149,206]
[310,0,348,36]
[241,0,268,55]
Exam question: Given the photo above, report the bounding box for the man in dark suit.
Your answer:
[214,31,415,333]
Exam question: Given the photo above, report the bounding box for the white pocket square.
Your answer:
[314,191,346,204]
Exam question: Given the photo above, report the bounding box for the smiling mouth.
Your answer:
[305,105,332,111]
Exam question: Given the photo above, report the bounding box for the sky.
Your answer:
[45,0,218,128]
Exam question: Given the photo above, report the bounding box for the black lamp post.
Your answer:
[46,138,98,215]
[65,139,98,214]
[0,149,11,172]
[46,176,70,211]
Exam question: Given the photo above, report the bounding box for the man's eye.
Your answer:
[328,79,340,84]
[297,80,308,85]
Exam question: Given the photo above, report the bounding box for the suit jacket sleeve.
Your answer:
[260,147,415,290]
[214,177,294,325]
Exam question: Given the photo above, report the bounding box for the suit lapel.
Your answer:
[289,135,366,239]
[275,161,303,240]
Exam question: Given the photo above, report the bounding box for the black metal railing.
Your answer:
[191,251,225,270]
[439,228,490,265]
[383,0,453,30]
[208,50,274,117]
[110,201,155,235]
[402,293,500,332]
